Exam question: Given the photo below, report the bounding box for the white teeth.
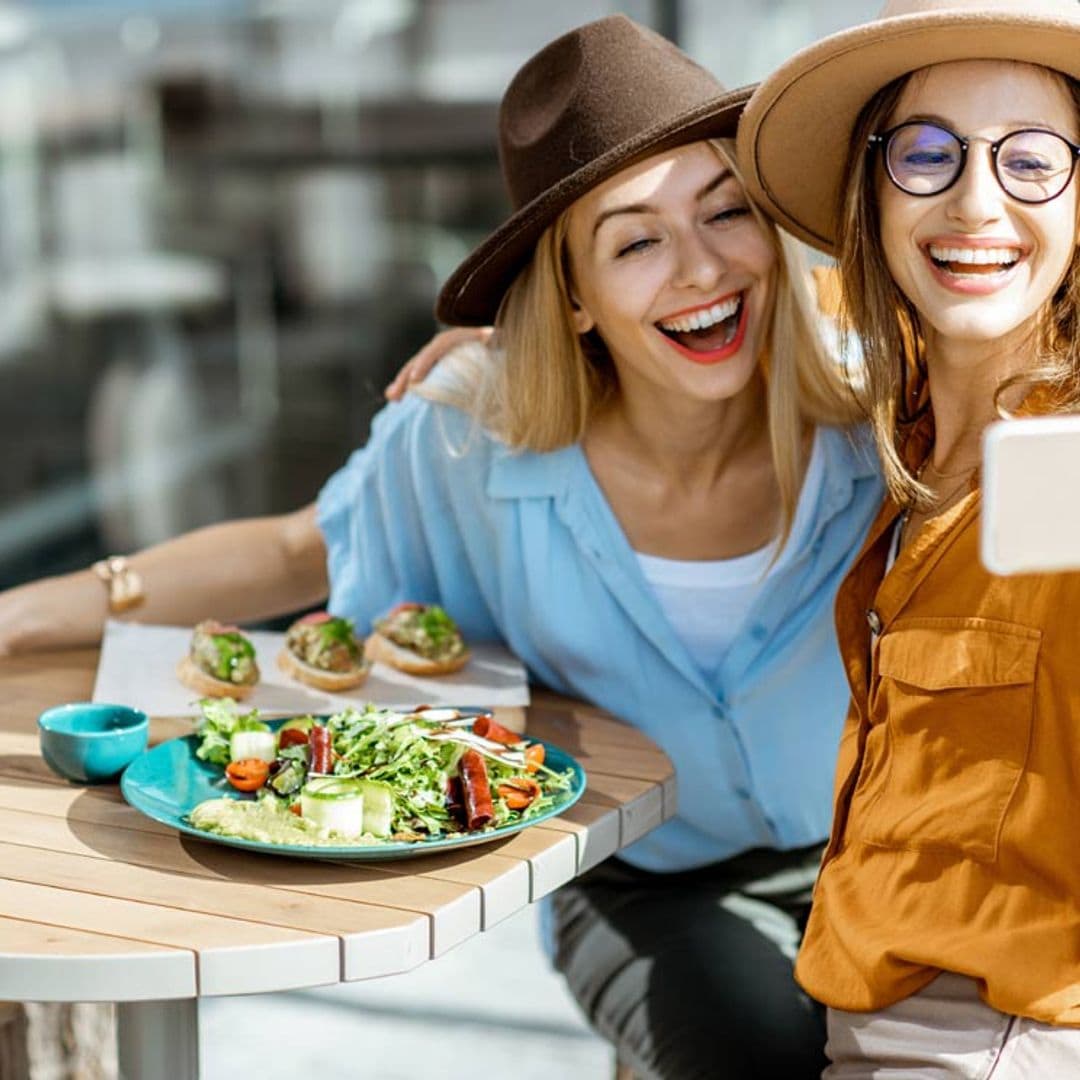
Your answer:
[659,295,741,334]
[928,245,1021,266]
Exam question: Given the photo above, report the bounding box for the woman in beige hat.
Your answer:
[0,14,887,1077]
[740,0,1080,1073]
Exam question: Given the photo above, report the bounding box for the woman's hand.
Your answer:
[384,326,493,401]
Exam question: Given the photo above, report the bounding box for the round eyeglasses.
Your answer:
[869,121,1080,205]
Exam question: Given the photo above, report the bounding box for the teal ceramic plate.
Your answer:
[120,719,587,860]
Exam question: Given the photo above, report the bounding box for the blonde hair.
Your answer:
[424,139,861,547]
[837,70,1080,511]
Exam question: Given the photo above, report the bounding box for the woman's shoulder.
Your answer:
[364,342,499,453]
[410,339,497,415]
[792,423,884,564]
[323,341,572,510]
[816,421,881,483]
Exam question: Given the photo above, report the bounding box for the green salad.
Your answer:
[187,699,576,847]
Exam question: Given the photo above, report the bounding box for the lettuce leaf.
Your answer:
[195,698,268,767]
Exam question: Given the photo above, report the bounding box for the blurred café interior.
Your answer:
[0,0,875,600]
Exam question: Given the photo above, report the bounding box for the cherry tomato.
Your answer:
[524,743,545,774]
[497,777,542,810]
[277,728,310,750]
[298,611,333,625]
[225,759,270,792]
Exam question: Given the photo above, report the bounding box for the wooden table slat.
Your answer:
[531,800,621,874]
[0,841,429,982]
[485,827,578,899]
[0,879,338,997]
[528,697,675,779]
[0,778,531,934]
[0,807,481,958]
[0,916,195,1002]
[343,849,531,931]
[580,773,666,847]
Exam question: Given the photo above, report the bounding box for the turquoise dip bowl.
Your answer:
[38,703,149,784]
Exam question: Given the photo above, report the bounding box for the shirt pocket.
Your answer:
[857,618,1040,862]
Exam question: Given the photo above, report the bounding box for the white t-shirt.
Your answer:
[635,430,826,682]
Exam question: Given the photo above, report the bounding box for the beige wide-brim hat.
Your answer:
[737,0,1080,253]
[436,15,751,326]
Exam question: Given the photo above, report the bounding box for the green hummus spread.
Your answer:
[376,604,467,663]
[189,797,380,847]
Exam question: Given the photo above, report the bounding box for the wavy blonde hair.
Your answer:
[836,70,1080,511]
[424,139,861,547]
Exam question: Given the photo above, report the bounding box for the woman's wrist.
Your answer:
[3,569,111,653]
[91,556,146,614]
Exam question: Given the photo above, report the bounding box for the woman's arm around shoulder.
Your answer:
[0,504,329,655]
[384,326,493,401]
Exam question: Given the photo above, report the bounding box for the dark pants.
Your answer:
[551,844,827,1080]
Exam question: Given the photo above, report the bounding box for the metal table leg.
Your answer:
[117,998,202,1080]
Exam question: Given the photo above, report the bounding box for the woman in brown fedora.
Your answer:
[741,0,1080,1073]
[0,15,883,1076]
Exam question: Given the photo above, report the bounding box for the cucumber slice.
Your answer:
[230,729,276,764]
[411,708,460,723]
[267,758,305,796]
[301,777,364,837]
[355,780,394,838]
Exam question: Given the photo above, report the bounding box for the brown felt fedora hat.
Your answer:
[738,0,1080,253]
[436,15,752,326]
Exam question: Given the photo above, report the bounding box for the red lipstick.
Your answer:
[660,295,748,365]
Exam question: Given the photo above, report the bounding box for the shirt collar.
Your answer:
[807,424,881,543]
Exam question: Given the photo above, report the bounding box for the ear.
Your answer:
[567,282,595,333]
[563,244,595,332]
[571,300,595,335]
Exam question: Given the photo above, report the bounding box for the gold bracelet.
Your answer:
[91,556,146,614]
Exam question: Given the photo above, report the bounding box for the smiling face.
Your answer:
[878,59,1080,351]
[564,141,776,408]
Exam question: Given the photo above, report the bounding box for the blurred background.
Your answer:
[0,0,880,595]
[3,3,883,1078]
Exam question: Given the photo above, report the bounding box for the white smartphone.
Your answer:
[982,416,1080,575]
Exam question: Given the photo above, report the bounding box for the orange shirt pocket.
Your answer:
[858,618,1040,862]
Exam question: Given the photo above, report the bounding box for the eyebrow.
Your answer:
[902,111,1068,132]
[591,168,735,237]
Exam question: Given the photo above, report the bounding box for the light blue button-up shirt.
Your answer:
[318,386,882,871]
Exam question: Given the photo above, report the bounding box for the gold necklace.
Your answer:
[922,456,980,481]
[900,458,976,549]
[921,461,977,504]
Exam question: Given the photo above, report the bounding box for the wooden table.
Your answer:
[0,649,675,1079]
